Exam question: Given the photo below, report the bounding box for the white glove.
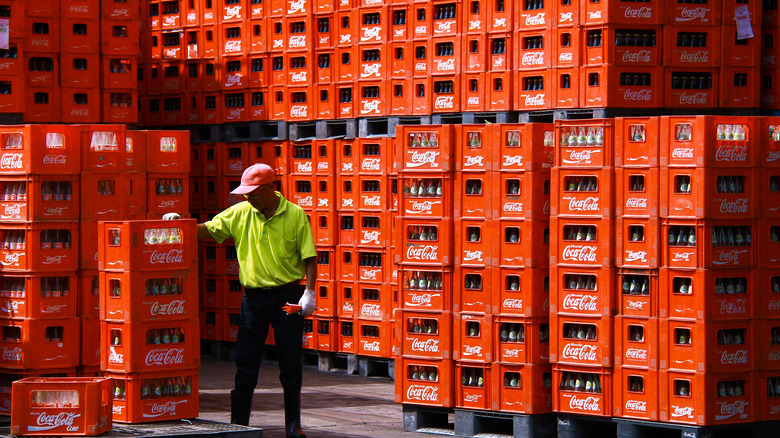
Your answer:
[298,289,316,316]
[162,212,181,221]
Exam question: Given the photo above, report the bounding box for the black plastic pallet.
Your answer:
[455,409,557,438]
[402,404,455,436]
[557,414,780,438]
[359,116,432,138]
[0,419,262,438]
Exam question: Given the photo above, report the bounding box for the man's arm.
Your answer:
[304,256,316,291]
[197,224,214,241]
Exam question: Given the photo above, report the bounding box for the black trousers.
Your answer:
[234,283,305,393]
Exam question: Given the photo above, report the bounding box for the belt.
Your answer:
[245,281,300,293]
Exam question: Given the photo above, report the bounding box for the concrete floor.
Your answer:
[197,358,436,438]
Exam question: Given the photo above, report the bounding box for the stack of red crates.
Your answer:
[762,0,780,109]
[97,219,200,423]
[550,119,615,417]
[0,125,83,414]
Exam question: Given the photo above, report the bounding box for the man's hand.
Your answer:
[162,213,181,220]
[298,289,316,316]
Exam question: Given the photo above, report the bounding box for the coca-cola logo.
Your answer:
[2,253,21,266]
[464,155,484,167]
[150,249,184,265]
[493,17,507,28]
[625,400,647,412]
[522,52,545,66]
[559,52,573,62]
[716,400,749,421]
[567,395,601,412]
[720,350,748,365]
[407,200,436,214]
[342,301,353,313]
[362,340,380,351]
[524,94,546,107]
[296,161,312,173]
[626,348,647,360]
[163,16,178,26]
[145,348,185,366]
[524,13,545,26]
[290,71,307,83]
[2,346,22,361]
[717,299,746,315]
[435,59,455,72]
[626,198,647,209]
[35,412,80,432]
[362,195,382,206]
[415,62,427,71]
[43,255,65,265]
[0,153,23,170]
[588,11,602,19]
[672,148,694,159]
[362,63,381,78]
[339,34,351,44]
[469,21,481,31]
[342,198,354,208]
[406,245,439,261]
[502,348,520,358]
[463,345,482,357]
[672,405,694,418]
[361,231,381,244]
[561,343,598,362]
[715,145,748,163]
[361,100,381,114]
[407,384,439,402]
[297,195,313,207]
[677,7,710,22]
[150,300,186,316]
[626,300,645,310]
[503,299,523,309]
[411,338,440,353]
[624,6,652,18]
[769,351,780,361]
[342,162,353,172]
[562,149,597,165]
[289,0,307,13]
[713,249,747,265]
[42,155,67,165]
[1,301,18,313]
[680,51,710,63]
[434,96,454,110]
[624,89,653,101]
[679,92,709,105]
[290,105,308,118]
[468,97,480,105]
[70,5,89,13]
[42,304,65,314]
[769,300,780,311]
[463,250,483,262]
[622,50,652,63]
[224,5,242,19]
[672,251,694,262]
[504,202,524,212]
[108,348,124,364]
[289,36,307,48]
[409,293,434,306]
[503,155,524,167]
[224,41,242,53]
[274,39,284,49]
[361,302,381,316]
[568,197,600,212]
[562,245,598,263]
[562,294,598,312]
[71,109,91,117]
[2,203,21,218]
[146,400,188,418]
[560,12,573,23]
[625,251,648,263]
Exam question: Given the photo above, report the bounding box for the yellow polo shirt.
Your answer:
[204,192,316,288]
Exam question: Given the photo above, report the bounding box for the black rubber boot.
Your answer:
[230,389,253,426]
[284,389,306,438]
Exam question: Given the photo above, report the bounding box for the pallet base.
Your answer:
[403,404,455,435]
[0,419,261,438]
[558,414,780,438]
[455,409,557,438]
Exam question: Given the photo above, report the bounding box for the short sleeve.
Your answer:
[205,206,237,244]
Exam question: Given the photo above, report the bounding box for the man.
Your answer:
[165,163,316,438]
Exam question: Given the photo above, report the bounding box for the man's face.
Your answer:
[244,182,275,209]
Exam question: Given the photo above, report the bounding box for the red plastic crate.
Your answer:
[757,319,780,370]
[399,175,452,217]
[99,270,197,323]
[614,167,659,217]
[492,363,553,414]
[615,217,660,269]
[553,67,581,109]
[493,219,550,268]
[659,319,755,373]
[336,281,355,318]
[720,68,760,108]
[659,267,755,321]
[614,116,661,167]
[79,172,140,221]
[759,117,780,167]
[78,271,100,317]
[550,216,613,268]
[355,211,391,248]
[336,245,356,282]
[759,371,780,421]
[580,65,663,109]
[454,219,492,267]
[97,219,197,272]
[492,123,555,173]
[0,222,79,273]
[100,19,140,55]
[663,25,721,68]
[107,369,199,424]
[492,267,549,317]
[550,315,613,367]
[25,86,62,123]
[495,316,550,365]
[100,319,200,373]
[553,365,613,417]
[550,266,614,318]
[757,269,780,319]
[582,25,662,67]
[146,173,189,214]
[396,125,454,173]
[658,370,757,425]
[551,167,613,217]
[0,317,80,369]
[555,119,615,168]
[612,366,659,420]
[310,280,336,317]
[336,318,357,354]
[399,266,453,312]
[395,357,454,407]
[614,313,659,369]
[664,68,719,109]
[0,176,79,222]
[659,115,758,167]
[453,124,492,172]
[0,369,80,417]
[581,0,662,25]
[722,25,761,67]
[11,377,112,436]
[395,310,453,360]
[454,173,492,220]
[356,319,392,357]
[666,2,721,25]
[0,125,81,175]
[453,265,493,314]
[0,273,78,319]
[199,275,223,309]
[222,276,244,310]
[553,27,581,68]
[453,313,492,363]
[355,282,392,320]
[315,246,335,281]
[616,268,658,318]
[199,308,224,341]
[455,361,492,410]
[398,218,454,266]
[24,17,61,54]
[514,1,552,30]
[661,219,757,270]
[357,175,390,211]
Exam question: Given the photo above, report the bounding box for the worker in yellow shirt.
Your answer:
[165,163,316,438]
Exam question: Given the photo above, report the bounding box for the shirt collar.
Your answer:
[250,192,288,219]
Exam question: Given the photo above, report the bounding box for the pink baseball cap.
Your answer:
[230,163,277,195]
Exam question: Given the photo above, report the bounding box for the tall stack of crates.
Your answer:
[98,219,200,423]
[0,126,83,413]
[394,125,456,408]
[550,119,616,417]
[611,117,662,421]
[762,3,780,109]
